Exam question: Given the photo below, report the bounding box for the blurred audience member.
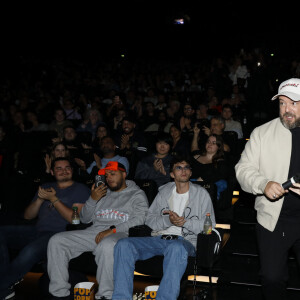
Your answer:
[135,132,173,187]
[48,108,73,140]
[144,110,173,134]
[25,111,49,132]
[221,104,243,139]
[91,124,109,150]
[113,116,148,179]
[77,108,105,140]
[169,124,191,157]
[178,102,197,136]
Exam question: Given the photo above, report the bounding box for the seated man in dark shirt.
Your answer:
[0,158,90,300]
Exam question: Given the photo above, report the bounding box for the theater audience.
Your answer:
[0,50,283,297]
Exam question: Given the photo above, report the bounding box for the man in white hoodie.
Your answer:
[235,78,300,300]
[47,161,149,300]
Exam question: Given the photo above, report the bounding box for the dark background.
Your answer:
[1,1,299,60]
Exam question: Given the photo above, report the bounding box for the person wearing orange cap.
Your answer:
[47,161,149,300]
[236,78,300,300]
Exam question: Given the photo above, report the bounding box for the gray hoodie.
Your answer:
[145,181,216,248]
[80,180,149,233]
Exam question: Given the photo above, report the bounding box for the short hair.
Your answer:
[211,115,225,127]
[122,115,137,125]
[156,132,173,148]
[96,123,109,135]
[183,102,195,110]
[222,104,233,111]
[100,135,115,145]
[63,124,76,132]
[55,108,66,117]
[51,157,72,170]
[170,154,192,171]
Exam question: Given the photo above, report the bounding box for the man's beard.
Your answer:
[108,180,124,191]
[57,177,72,183]
[280,112,300,129]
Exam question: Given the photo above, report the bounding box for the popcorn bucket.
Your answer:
[144,285,159,300]
[74,282,95,300]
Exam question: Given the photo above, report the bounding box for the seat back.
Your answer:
[134,179,158,206]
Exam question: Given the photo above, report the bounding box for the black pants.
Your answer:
[256,219,300,300]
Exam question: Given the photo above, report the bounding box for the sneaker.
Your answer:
[99,297,111,300]
[4,287,15,300]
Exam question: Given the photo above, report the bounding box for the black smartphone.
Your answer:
[95,174,106,187]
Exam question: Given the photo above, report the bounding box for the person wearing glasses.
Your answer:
[112,155,215,300]
[0,157,90,300]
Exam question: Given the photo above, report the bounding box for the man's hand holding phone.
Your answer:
[91,183,107,201]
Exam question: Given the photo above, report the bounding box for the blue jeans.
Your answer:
[0,224,55,297]
[112,236,196,300]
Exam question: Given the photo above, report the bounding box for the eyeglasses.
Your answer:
[174,166,192,171]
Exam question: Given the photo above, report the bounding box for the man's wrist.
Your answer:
[50,197,60,205]
[110,225,116,233]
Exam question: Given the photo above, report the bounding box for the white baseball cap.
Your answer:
[271,78,300,101]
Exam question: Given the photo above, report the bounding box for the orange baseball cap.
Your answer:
[98,161,126,175]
